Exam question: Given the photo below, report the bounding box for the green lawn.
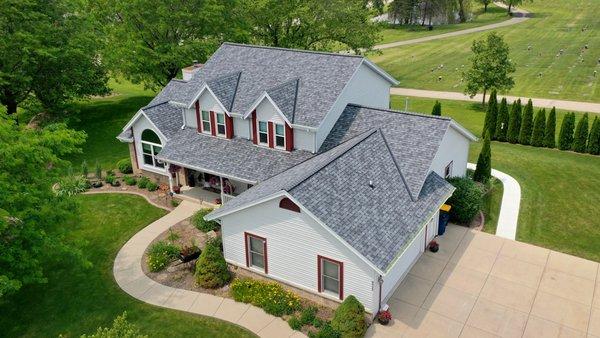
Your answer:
[391,96,600,261]
[372,0,600,102]
[0,194,255,338]
[379,3,508,44]
[481,179,504,234]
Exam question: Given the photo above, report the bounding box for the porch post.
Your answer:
[219,176,224,200]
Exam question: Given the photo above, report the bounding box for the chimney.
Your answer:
[181,60,203,81]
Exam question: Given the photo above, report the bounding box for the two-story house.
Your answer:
[117,43,476,314]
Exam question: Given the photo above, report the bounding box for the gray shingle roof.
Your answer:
[150,43,368,127]
[155,128,314,183]
[117,128,133,142]
[266,78,299,122]
[208,129,454,271]
[321,104,452,199]
[142,103,185,139]
[148,79,189,106]
[206,71,242,111]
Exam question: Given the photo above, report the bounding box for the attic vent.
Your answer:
[368,180,374,189]
[279,197,300,213]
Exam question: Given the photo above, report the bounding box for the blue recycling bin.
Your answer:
[438,211,450,236]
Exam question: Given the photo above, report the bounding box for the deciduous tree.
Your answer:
[531,109,546,147]
[573,113,589,153]
[463,33,515,105]
[518,99,534,145]
[494,98,509,141]
[478,0,492,12]
[544,107,557,148]
[483,90,498,138]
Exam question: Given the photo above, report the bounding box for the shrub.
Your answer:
[473,132,492,183]
[137,176,150,189]
[300,306,318,325]
[313,317,325,328]
[483,90,497,138]
[330,295,367,338]
[573,113,589,153]
[95,161,102,180]
[588,117,600,155]
[192,208,219,232]
[507,99,521,144]
[123,175,137,186]
[146,241,180,272]
[195,240,230,288]
[171,199,181,207]
[446,177,484,224]
[431,101,441,116]
[309,323,340,338]
[518,99,533,145]
[146,181,158,191]
[558,113,576,150]
[117,158,133,174]
[81,160,89,178]
[230,278,301,316]
[544,107,557,148]
[82,312,147,338]
[494,98,509,141]
[288,316,303,331]
[55,176,88,196]
[105,175,116,185]
[531,109,546,147]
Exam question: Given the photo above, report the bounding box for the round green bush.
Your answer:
[309,323,340,338]
[192,208,219,232]
[288,316,302,331]
[195,240,230,288]
[146,241,180,272]
[146,181,158,191]
[117,158,133,174]
[446,177,484,224]
[137,177,150,189]
[123,175,137,186]
[330,296,366,338]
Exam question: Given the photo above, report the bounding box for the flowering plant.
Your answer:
[378,309,392,321]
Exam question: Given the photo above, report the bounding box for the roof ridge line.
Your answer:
[142,101,170,110]
[347,103,452,121]
[265,77,301,93]
[222,42,364,59]
[291,78,299,123]
[378,129,417,202]
[228,71,243,111]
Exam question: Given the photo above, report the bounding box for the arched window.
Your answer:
[279,197,300,213]
[140,129,164,169]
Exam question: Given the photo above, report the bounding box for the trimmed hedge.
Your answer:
[531,109,546,147]
[192,208,220,232]
[588,117,600,155]
[117,158,133,174]
[518,99,534,145]
[507,99,522,144]
[147,241,180,272]
[446,177,484,224]
[494,98,509,141]
[573,113,589,153]
[558,113,575,150]
[195,239,230,288]
[544,107,557,148]
[230,278,301,316]
[330,295,366,338]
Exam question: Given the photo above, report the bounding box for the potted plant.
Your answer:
[377,309,392,325]
[429,240,439,253]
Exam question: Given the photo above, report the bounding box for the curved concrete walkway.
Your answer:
[374,3,530,50]
[113,200,305,338]
[467,163,521,240]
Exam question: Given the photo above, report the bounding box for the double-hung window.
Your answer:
[216,112,226,136]
[201,110,211,133]
[318,256,343,299]
[274,124,285,148]
[258,121,268,145]
[245,233,267,273]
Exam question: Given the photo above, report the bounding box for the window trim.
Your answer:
[274,123,286,149]
[257,121,269,146]
[140,140,164,169]
[317,255,343,300]
[244,232,268,274]
[444,161,453,178]
[216,112,226,137]
[201,110,211,134]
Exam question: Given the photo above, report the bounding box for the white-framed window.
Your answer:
[140,129,164,169]
[318,256,342,299]
[245,233,267,273]
[444,161,453,178]
[216,112,226,136]
[274,123,285,149]
[258,121,268,145]
[201,110,211,133]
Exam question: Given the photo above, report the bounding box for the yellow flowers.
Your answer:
[230,278,301,316]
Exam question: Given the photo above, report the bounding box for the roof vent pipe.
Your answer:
[369,180,374,189]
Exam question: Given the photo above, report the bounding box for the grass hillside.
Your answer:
[372,0,600,102]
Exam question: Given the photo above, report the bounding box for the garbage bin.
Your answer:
[438,204,451,236]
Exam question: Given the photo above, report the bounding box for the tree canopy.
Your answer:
[463,32,515,105]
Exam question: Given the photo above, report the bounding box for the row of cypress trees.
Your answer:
[482,90,600,155]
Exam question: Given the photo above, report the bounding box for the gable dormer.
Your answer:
[184,82,235,139]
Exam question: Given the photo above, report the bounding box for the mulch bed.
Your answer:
[87,179,178,211]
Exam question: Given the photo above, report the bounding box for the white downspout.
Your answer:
[167,164,174,193]
[181,109,187,129]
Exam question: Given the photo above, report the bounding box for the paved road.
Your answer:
[374,2,530,50]
[391,87,600,113]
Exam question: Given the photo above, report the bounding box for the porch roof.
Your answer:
[155,128,314,183]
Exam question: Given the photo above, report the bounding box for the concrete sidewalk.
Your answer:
[113,200,305,338]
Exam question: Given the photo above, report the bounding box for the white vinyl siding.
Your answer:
[430,126,470,178]
[130,114,168,176]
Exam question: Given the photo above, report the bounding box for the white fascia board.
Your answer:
[121,109,144,133]
[185,83,231,116]
[205,190,287,220]
[139,110,169,142]
[450,120,478,142]
[242,92,292,126]
[362,59,400,86]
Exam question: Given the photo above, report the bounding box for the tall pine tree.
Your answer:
[431,101,442,116]
[473,131,492,183]
[495,98,509,141]
[587,116,600,155]
[483,90,498,138]
[558,113,576,150]
[531,109,546,147]
[544,107,557,148]
[507,99,522,143]
[518,99,534,145]
[573,113,589,153]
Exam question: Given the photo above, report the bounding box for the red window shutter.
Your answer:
[251,111,258,144]
[317,256,322,292]
[244,233,250,268]
[285,123,294,151]
[268,122,274,148]
[210,111,217,136]
[225,114,234,139]
[195,101,201,133]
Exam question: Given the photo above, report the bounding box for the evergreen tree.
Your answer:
[587,117,600,155]
[431,101,442,116]
[544,107,557,148]
[558,113,576,150]
[507,99,522,143]
[483,90,498,138]
[495,98,509,141]
[531,109,546,147]
[473,131,492,183]
[518,99,534,145]
[573,113,589,153]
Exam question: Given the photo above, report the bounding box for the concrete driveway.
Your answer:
[367,225,600,337]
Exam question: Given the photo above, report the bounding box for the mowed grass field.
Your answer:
[379,3,509,44]
[372,0,600,102]
[391,96,600,261]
